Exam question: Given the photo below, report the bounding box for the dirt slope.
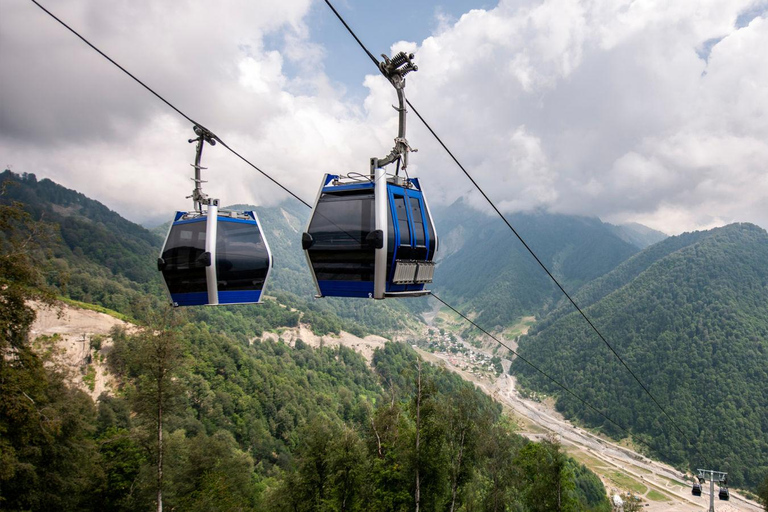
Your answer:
[29,302,134,400]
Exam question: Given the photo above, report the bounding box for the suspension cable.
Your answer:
[322,0,708,466]
[430,292,633,437]
[28,0,310,208]
[29,0,708,468]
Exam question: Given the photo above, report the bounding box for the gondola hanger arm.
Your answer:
[188,125,220,211]
[375,52,418,175]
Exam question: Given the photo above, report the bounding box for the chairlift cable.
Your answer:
[430,292,633,437]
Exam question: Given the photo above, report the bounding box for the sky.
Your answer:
[1,0,767,235]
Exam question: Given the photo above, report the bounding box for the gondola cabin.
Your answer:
[302,167,437,299]
[691,483,702,496]
[158,205,272,306]
[719,487,729,501]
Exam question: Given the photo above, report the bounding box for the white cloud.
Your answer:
[1,0,767,234]
[0,0,378,223]
[391,0,768,233]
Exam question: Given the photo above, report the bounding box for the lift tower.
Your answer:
[697,469,728,512]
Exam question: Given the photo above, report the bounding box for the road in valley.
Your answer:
[414,342,763,512]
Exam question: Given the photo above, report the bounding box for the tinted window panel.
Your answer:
[308,192,375,282]
[216,220,269,291]
[309,192,374,247]
[161,220,208,294]
[409,197,426,247]
[395,196,410,246]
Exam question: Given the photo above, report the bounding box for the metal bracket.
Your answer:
[374,52,418,176]
[187,125,220,212]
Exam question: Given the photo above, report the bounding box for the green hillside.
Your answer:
[432,199,642,329]
[150,193,648,334]
[512,223,768,488]
[1,169,615,510]
[536,228,710,330]
[0,171,412,338]
[0,169,166,318]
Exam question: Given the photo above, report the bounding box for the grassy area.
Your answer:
[59,296,137,324]
[83,365,96,392]
[608,471,647,494]
[514,415,550,435]
[433,309,470,332]
[502,316,536,339]
[646,490,668,502]
[659,475,689,488]
[568,452,610,472]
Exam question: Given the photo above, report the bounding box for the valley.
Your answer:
[3,170,767,510]
[415,306,764,511]
[37,297,764,511]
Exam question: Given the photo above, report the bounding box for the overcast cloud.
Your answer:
[1,0,767,234]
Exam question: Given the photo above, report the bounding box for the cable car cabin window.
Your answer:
[409,196,427,259]
[395,196,411,247]
[161,220,207,294]
[216,220,269,291]
[425,205,437,260]
[308,192,375,282]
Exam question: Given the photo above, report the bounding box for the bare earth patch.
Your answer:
[259,325,389,365]
[29,301,136,400]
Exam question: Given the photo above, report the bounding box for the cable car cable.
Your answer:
[30,0,711,468]
[323,0,711,468]
[28,0,386,258]
[430,292,633,438]
[28,0,432,298]
[432,291,712,467]
[28,0,310,209]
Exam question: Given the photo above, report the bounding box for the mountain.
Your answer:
[0,171,413,337]
[1,171,613,511]
[152,195,652,333]
[431,199,643,329]
[512,222,768,488]
[0,169,167,318]
[607,222,667,249]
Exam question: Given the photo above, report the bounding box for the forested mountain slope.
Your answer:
[0,171,411,337]
[0,169,166,316]
[512,222,768,488]
[1,170,615,510]
[432,199,644,328]
[606,222,667,250]
[3,168,657,339]
[536,228,712,329]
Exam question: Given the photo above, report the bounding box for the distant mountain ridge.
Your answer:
[606,222,667,249]
[431,199,648,328]
[512,222,768,488]
[0,169,166,316]
[2,169,663,333]
[0,171,414,336]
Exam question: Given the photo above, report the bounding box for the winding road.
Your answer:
[415,345,762,512]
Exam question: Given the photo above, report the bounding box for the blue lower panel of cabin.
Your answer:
[170,292,209,307]
[386,283,427,293]
[218,290,262,304]
[318,280,374,298]
[171,290,262,306]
